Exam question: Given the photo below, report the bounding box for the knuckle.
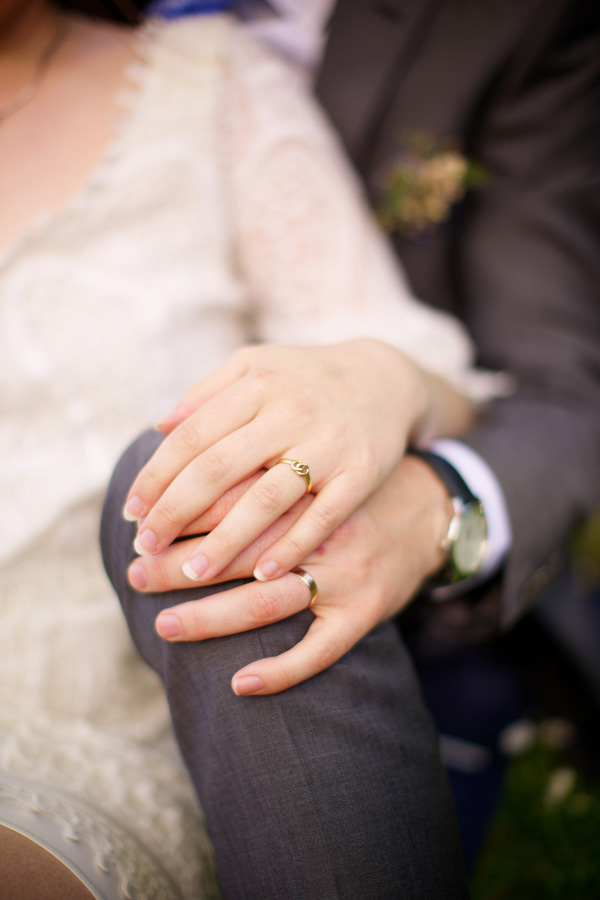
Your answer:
[352,455,377,485]
[254,479,285,514]
[246,368,274,400]
[206,527,235,559]
[281,532,305,559]
[149,555,173,591]
[203,486,238,526]
[314,638,340,672]
[249,585,284,623]
[310,502,338,533]
[324,514,360,547]
[355,562,375,593]
[171,420,200,455]
[361,588,387,622]
[155,500,181,528]
[184,604,209,638]
[278,394,315,429]
[137,460,162,495]
[348,549,372,582]
[290,393,316,420]
[274,662,296,693]
[194,448,228,485]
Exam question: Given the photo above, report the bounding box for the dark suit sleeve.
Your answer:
[457,0,600,624]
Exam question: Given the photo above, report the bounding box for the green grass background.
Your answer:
[471,741,600,899]
[471,510,600,899]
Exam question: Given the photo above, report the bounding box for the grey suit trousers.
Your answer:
[101,431,468,900]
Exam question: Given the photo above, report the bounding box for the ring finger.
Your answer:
[127,495,312,593]
[154,567,319,642]
[180,455,316,582]
[133,419,289,556]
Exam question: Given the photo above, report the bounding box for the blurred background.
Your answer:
[422,508,600,899]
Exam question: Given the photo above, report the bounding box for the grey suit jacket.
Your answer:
[316,0,600,626]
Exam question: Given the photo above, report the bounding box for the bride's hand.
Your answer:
[123,339,465,585]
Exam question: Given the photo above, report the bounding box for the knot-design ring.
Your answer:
[292,567,318,608]
[277,458,312,493]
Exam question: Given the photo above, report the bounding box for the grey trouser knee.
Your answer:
[101,430,467,900]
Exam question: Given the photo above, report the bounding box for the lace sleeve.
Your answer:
[221,22,509,400]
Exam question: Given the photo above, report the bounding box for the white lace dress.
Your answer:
[0,15,504,899]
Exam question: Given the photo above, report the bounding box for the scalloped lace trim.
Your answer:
[0,715,221,899]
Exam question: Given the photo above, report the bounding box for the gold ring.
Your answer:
[277,458,312,493]
[291,566,318,608]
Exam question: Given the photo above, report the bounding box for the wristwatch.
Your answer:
[411,450,488,583]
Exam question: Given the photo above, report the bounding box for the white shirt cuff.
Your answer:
[428,439,512,598]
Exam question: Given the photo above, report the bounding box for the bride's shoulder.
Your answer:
[139,14,307,134]
[144,13,243,61]
[146,13,293,84]
[127,13,240,113]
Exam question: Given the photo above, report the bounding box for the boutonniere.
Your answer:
[377,132,488,239]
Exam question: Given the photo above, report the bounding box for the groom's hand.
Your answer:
[127,456,454,694]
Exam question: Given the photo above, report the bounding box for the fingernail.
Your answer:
[156,613,182,639]
[253,560,278,581]
[182,553,209,581]
[123,495,145,521]
[232,674,264,695]
[134,529,158,556]
[128,562,148,590]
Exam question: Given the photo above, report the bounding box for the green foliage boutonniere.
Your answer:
[378,132,488,238]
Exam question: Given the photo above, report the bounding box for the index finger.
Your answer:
[123,378,261,523]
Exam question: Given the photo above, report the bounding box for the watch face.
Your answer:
[453,502,487,576]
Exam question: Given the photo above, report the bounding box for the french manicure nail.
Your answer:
[232,675,264,695]
[134,529,158,556]
[253,560,278,581]
[128,562,148,590]
[156,613,181,639]
[182,553,209,581]
[123,495,145,521]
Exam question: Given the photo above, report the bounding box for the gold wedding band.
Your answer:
[277,458,312,493]
[292,566,318,608]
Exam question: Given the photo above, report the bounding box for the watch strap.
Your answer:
[409,449,479,505]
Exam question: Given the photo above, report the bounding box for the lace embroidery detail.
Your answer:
[0,17,511,899]
[0,717,220,899]
[221,23,513,399]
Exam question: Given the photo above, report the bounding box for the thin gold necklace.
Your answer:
[0,20,67,122]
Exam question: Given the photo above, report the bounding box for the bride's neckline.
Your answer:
[0,15,160,270]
